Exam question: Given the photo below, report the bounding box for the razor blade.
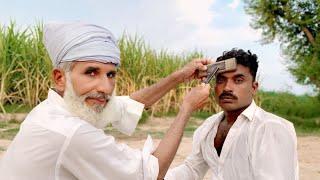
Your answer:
[203,58,237,84]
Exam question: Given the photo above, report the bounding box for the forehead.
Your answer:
[217,64,251,78]
[72,61,116,70]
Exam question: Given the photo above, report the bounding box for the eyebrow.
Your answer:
[85,66,100,72]
[107,70,117,74]
[233,74,245,78]
[217,73,245,79]
[84,66,117,75]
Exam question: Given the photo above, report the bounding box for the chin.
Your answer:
[86,103,106,113]
[219,103,240,112]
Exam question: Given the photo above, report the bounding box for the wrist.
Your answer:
[179,103,193,116]
[172,70,185,84]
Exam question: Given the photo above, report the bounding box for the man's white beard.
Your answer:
[63,74,114,128]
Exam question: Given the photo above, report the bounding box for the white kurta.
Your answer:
[0,90,159,180]
[165,101,298,180]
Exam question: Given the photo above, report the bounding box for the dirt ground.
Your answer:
[0,117,319,179]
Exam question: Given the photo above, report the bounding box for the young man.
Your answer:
[0,22,211,180]
[165,49,298,180]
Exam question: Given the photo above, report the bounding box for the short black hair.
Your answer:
[216,48,259,81]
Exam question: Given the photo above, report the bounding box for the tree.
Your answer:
[244,0,320,93]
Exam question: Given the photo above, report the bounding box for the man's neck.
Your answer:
[224,105,249,124]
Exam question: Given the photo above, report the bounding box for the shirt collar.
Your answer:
[47,88,68,110]
[240,100,258,121]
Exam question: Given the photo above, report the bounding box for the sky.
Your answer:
[0,0,315,95]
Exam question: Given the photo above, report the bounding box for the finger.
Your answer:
[200,58,214,65]
[198,71,208,78]
[193,58,211,66]
[196,99,209,110]
[194,62,207,71]
[198,58,211,65]
[200,82,210,88]
[207,58,215,64]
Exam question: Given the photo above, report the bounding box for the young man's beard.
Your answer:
[63,74,114,128]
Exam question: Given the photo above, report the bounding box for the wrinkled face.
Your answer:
[214,64,258,112]
[67,61,117,111]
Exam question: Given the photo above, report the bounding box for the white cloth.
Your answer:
[43,22,120,67]
[165,101,299,180]
[0,90,159,180]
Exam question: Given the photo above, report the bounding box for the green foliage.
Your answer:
[244,0,320,93]
[0,121,20,140]
[138,111,150,124]
[259,91,320,118]
[2,104,32,113]
[0,22,52,112]
[288,116,320,135]
[116,33,209,114]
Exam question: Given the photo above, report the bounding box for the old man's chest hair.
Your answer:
[214,119,234,156]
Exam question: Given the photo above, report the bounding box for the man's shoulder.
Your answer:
[67,123,116,152]
[253,107,296,136]
[255,107,293,127]
[23,99,89,137]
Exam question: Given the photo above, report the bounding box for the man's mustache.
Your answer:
[219,91,237,100]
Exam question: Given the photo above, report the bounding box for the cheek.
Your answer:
[237,86,254,101]
[70,76,94,96]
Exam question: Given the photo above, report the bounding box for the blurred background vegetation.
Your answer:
[0,22,319,134]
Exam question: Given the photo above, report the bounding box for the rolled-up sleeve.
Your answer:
[98,96,144,135]
[111,96,145,136]
[252,122,298,180]
[61,124,158,180]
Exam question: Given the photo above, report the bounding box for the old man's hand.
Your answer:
[177,58,213,83]
[181,83,211,112]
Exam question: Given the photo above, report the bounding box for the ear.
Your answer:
[52,69,67,95]
[252,81,259,95]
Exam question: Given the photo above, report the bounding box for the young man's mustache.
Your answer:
[219,91,238,100]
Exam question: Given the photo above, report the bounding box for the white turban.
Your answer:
[43,22,120,67]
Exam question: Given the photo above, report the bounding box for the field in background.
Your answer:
[0,22,319,133]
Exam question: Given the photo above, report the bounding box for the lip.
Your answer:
[86,97,107,105]
[219,96,236,103]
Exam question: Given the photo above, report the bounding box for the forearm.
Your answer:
[152,107,192,180]
[130,70,183,108]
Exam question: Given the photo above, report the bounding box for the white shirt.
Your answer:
[165,101,298,180]
[0,89,159,180]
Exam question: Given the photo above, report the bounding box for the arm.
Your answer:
[130,59,210,108]
[62,124,157,180]
[165,120,211,180]
[153,83,210,180]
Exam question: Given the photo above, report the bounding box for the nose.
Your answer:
[96,77,115,95]
[223,79,234,92]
